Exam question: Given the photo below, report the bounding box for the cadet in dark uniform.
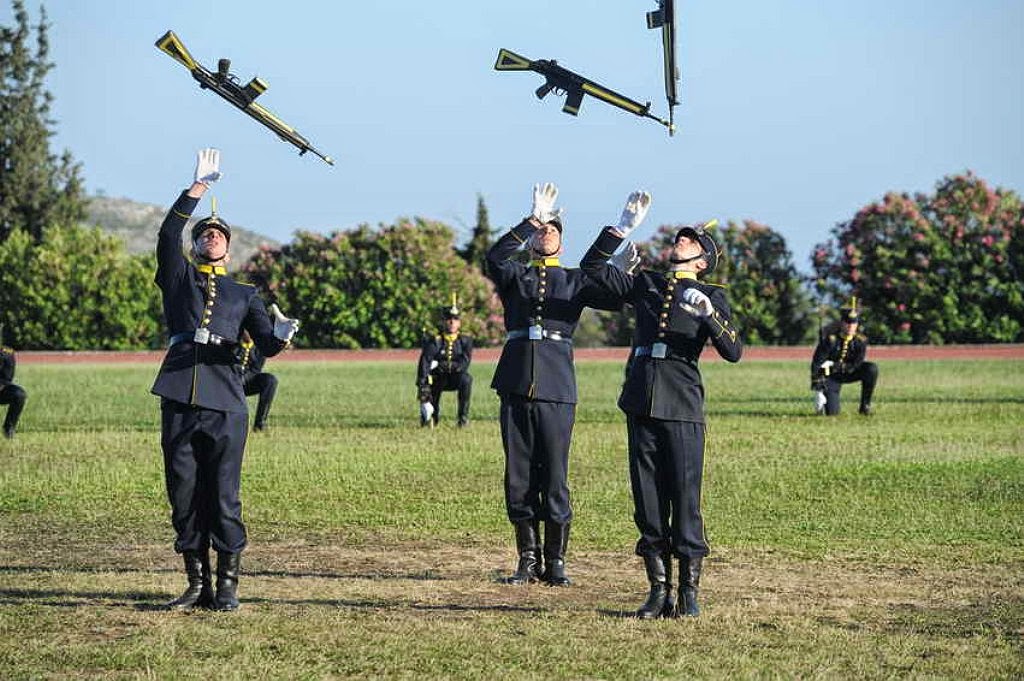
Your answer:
[811,298,877,416]
[152,149,299,611]
[416,302,473,427]
[485,182,621,587]
[237,331,278,431]
[0,343,26,439]
[581,194,743,618]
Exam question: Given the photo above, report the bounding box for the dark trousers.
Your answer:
[824,361,878,415]
[429,372,472,423]
[499,394,575,524]
[243,372,278,427]
[0,384,26,431]
[161,399,249,554]
[626,414,708,559]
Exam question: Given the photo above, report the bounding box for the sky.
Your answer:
[7,1,1023,270]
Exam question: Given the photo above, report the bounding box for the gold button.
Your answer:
[658,332,666,339]
[660,322,667,328]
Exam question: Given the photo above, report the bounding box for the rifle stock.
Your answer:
[495,48,673,133]
[155,31,334,166]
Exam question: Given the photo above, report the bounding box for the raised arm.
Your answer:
[156,149,221,288]
[580,190,651,301]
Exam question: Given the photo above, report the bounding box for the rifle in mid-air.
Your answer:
[155,31,334,166]
[494,48,674,134]
[645,0,680,135]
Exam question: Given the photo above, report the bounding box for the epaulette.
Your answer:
[856,332,868,342]
[827,334,838,343]
[0,346,11,354]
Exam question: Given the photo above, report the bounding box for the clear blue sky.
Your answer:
[8,1,1023,269]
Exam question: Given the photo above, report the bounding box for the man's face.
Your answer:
[196,227,229,262]
[530,222,562,257]
[842,320,859,335]
[445,317,461,334]
[670,234,705,270]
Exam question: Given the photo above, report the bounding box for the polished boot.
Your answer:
[680,556,702,617]
[541,521,571,587]
[636,553,669,619]
[506,520,541,585]
[164,550,213,610]
[212,551,241,611]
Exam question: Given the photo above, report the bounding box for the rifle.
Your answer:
[645,0,680,135]
[494,48,674,134]
[155,31,334,166]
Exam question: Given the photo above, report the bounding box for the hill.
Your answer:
[84,194,281,269]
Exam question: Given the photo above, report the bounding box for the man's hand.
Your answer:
[531,182,561,224]
[679,287,714,318]
[814,390,827,414]
[429,360,439,371]
[420,400,435,425]
[270,303,300,343]
[614,190,652,238]
[610,241,641,275]
[819,360,834,376]
[194,148,222,186]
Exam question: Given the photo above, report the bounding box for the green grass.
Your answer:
[0,357,1021,678]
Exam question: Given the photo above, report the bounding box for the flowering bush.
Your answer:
[241,219,505,348]
[812,173,1023,343]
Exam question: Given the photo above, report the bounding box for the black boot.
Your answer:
[506,521,541,585]
[636,553,669,619]
[680,556,702,617]
[164,550,213,610]
[212,551,241,611]
[542,522,571,587]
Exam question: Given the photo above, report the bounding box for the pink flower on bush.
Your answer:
[981,235,995,247]
[899,322,911,332]
[913,233,926,242]
[897,303,906,312]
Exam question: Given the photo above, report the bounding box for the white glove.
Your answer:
[194,148,222,186]
[531,182,562,224]
[610,241,641,275]
[679,287,714,318]
[429,360,439,371]
[814,390,827,414]
[420,401,435,425]
[819,360,834,375]
[270,303,300,343]
[616,190,652,237]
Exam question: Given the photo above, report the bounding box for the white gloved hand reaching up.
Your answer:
[194,148,222,186]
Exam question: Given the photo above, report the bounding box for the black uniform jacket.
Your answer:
[151,191,286,413]
[811,322,868,379]
[486,219,621,404]
[0,347,14,388]
[417,333,473,387]
[581,227,743,422]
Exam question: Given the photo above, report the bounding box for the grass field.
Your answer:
[0,357,1022,679]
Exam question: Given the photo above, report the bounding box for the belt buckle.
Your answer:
[193,328,211,345]
[651,342,667,359]
[528,325,543,341]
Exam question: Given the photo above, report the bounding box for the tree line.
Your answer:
[1,1,1021,350]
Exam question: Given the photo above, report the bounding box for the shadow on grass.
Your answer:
[245,596,545,614]
[0,564,449,582]
[0,587,168,609]
[0,587,546,615]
